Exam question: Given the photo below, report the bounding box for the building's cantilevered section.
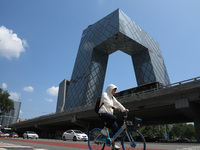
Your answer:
[65,9,170,109]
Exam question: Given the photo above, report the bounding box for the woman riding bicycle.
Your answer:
[98,84,129,149]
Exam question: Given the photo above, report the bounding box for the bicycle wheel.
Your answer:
[121,129,146,150]
[88,128,106,150]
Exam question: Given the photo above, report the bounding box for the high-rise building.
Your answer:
[58,9,170,110]
[0,100,21,127]
[56,79,70,113]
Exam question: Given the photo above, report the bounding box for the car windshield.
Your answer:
[27,131,36,134]
[74,130,83,134]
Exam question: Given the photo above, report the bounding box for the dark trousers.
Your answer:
[99,113,119,135]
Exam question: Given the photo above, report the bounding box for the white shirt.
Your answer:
[98,84,126,114]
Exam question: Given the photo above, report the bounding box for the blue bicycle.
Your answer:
[88,111,146,150]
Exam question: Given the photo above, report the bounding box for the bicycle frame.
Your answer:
[94,120,135,147]
[111,121,127,141]
[89,112,145,150]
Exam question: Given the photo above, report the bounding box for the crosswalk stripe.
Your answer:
[0,142,48,150]
[0,142,31,147]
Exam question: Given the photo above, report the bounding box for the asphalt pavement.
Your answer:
[1,138,200,150]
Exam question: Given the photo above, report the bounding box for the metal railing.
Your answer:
[116,76,200,99]
[24,76,200,121]
[164,76,200,88]
[48,77,200,114]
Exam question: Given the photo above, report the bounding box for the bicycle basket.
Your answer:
[126,117,142,129]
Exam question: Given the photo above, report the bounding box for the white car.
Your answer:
[62,130,88,141]
[23,131,39,139]
[4,133,10,137]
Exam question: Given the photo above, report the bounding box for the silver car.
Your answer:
[62,130,88,141]
[23,131,39,139]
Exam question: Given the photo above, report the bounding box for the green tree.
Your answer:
[139,125,162,138]
[169,123,186,138]
[0,88,14,115]
[168,123,195,140]
[184,124,195,140]
[140,123,196,141]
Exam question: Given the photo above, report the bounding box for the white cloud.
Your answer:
[45,98,53,103]
[20,110,23,114]
[2,83,7,89]
[0,26,28,59]
[46,86,58,96]
[23,86,34,92]
[9,92,21,100]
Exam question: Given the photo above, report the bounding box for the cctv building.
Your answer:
[57,9,170,112]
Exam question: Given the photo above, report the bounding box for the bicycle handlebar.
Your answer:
[116,109,142,122]
[114,108,129,119]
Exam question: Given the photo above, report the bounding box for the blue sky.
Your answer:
[0,0,200,119]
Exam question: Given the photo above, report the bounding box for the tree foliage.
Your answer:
[169,123,195,140]
[139,123,196,140]
[139,125,161,138]
[0,88,15,115]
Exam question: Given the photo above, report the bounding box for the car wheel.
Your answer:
[63,136,66,141]
[23,136,25,139]
[73,136,77,141]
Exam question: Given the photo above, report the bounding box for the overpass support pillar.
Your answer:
[175,98,200,142]
[71,114,90,133]
[194,117,200,143]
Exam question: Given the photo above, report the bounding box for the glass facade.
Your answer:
[56,79,70,113]
[0,100,21,127]
[65,9,170,109]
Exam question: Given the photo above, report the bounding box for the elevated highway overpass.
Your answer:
[10,77,200,141]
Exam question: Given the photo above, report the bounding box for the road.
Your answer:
[0,138,200,150]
